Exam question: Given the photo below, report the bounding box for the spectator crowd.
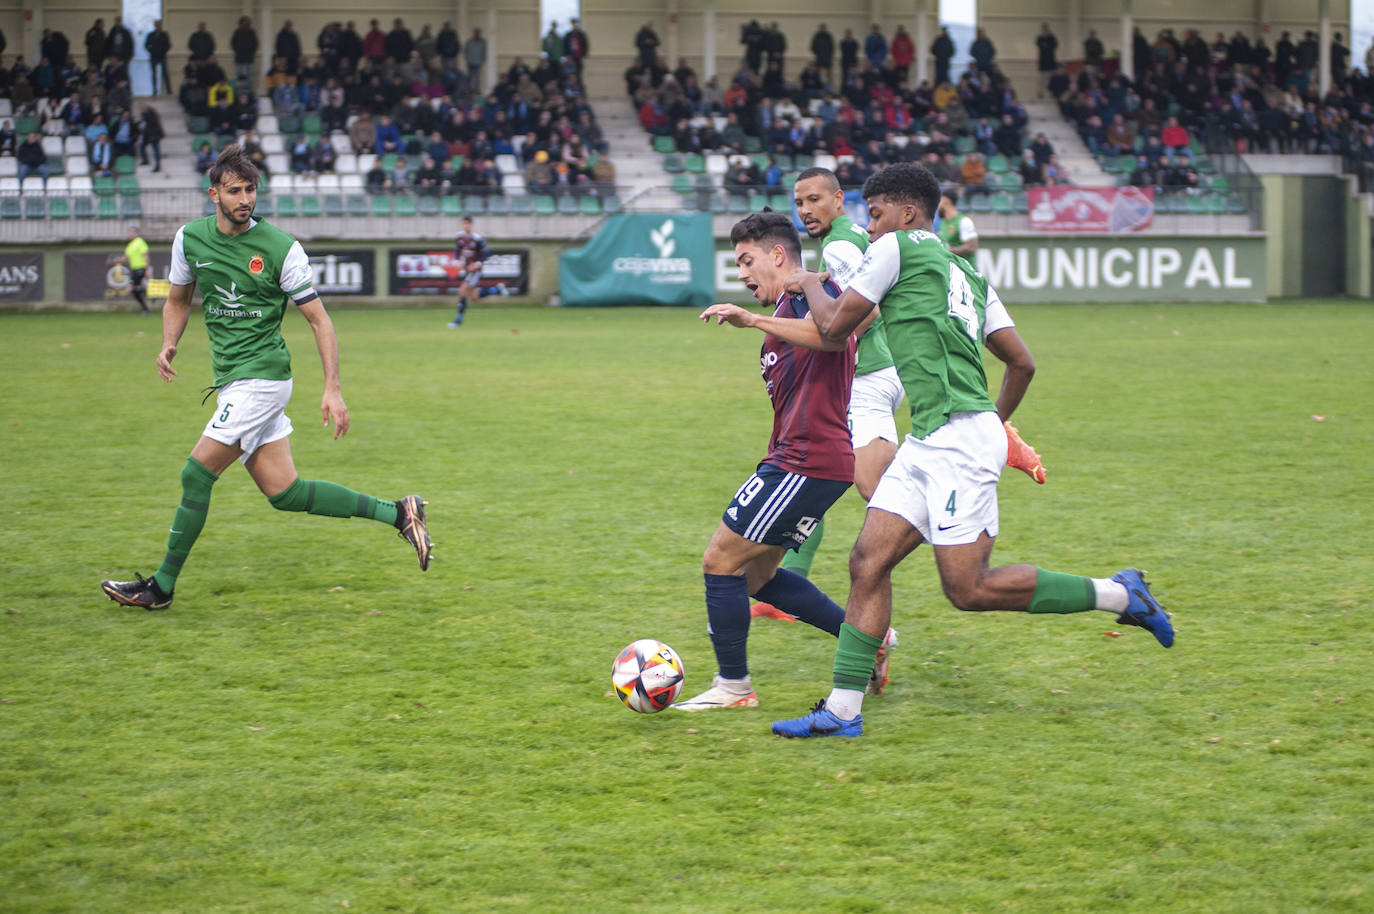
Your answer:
[629,20,1049,197]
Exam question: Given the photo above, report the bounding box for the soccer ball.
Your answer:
[612,639,686,713]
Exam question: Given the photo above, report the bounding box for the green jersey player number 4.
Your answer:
[100,144,432,611]
[772,163,1174,740]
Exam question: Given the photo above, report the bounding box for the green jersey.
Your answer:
[820,214,894,376]
[846,228,996,439]
[936,208,977,252]
[170,216,317,387]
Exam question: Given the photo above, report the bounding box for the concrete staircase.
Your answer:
[1019,99,1108,186]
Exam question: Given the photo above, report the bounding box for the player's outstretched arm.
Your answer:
[699,302,847,351]
[298,298,350,440]
[156,282,195,382]
[985,326,1035,422]
[783,269,874,345]
[986,327,1045,484]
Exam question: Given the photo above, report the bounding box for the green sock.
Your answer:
[268,478,399,526]
[153,457,220,594]
[1027,568,1096,613]
[780,517,824,577]
[833,622,884,691]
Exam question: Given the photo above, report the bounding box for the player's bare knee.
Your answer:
[941,577,991,612]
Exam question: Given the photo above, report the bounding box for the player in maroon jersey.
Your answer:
[674,212,887,712]
[446,216,508,327]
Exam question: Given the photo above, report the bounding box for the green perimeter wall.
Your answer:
[1261,172,1374,299]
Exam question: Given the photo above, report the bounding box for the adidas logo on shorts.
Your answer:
[726,507,739,520]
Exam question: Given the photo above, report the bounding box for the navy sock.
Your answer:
[704,572,751,680]
[753,568,846,636]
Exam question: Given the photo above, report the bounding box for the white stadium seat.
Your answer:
[705,154,728,177]
[0,176,22,195]
[20,176,44,195]
[42,136,64,156]
[266,153,289,176]
[68,176,93,195]
[65,155,90,176]
[0,157,16,178]
[294,174,317,193]
[45,177,69,196]
[495,153,519,174]
[257,114,279,135]
[813,153,837,171]
[335,153,357,174]
[339,173,364,193]
[261,134,284,155]
[271,173,294,193]
[330,134,351,154]
[316,174,340,192]
[356,154,377,174]
[64,136,86,156]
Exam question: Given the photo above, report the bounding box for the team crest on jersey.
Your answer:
[248,255,264,274]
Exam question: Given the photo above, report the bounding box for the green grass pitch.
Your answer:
[1,301,1371,912]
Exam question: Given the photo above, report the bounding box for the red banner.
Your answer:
[1026,186,1154,233]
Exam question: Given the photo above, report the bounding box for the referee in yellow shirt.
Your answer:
[112,225,151,313]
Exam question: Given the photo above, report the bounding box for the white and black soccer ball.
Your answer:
[612,639,686,713]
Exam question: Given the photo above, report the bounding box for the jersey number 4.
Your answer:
[946,264,979,340]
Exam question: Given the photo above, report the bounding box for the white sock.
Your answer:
[716,673,753,693]
[824,687,865,721]
[1092,578,1129,613]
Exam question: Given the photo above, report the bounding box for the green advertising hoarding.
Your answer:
[560,213,716,307]
[713,235,1267,303]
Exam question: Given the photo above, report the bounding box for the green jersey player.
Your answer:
[100,144,431,611]
[773,163,1174,739]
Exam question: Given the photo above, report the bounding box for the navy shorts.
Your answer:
[722,462,851,550]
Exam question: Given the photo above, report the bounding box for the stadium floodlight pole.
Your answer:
[1120,0,1133,84]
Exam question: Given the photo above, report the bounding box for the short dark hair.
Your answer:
[862,163,941,223]
[729,212,802,264]
[941,187,959,206]
[794,166,840,191]
[207,144,261,188]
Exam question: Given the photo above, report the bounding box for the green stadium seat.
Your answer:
[741,135,763,154]
[991,191,1013,214]
[392,194,415,217]
[13,116,35,135]
[652,135,676,154]
[115,156,137,175]
[1002,172,1023,188]
[772,153,793,172]
[191,134,212,153]
[1195,157,1216,175]
[49,198,70,219]
[347,195,368,217]
[1011,192,1028,213]
[602,195,623,214]
[768,194,790,212]
[511,194,534,215]
[187,116,211,135]
[277,195,299,217]
[1203,193,1226,214]
[966,193,992,213]
[693,173,714,191]
[463,194,486,214]
[325,195,346,216]
[748,193,767,213]
[579,195,602,216]
[534,195,556,216]
[954,135,975,154]
[684,153,705,174]
[201,175,213,192]
[986,154,1008,174]
[557,195,578,215]
[751,154,770,172]
[416,195,440,215]
[679,191,700,213]
[277,115,301,134]
[97,197,118,219]
[441,195,462,216]
[1184,194,1207,214]
[380,153,398,173]
[302,115,322,135]
[93,176,116,197]
[1102,155,1123,174]
[255,195,273,216]
[486,195,508,215]
[662,153,685,174]
[792,154,814,170]
[727,194,748,214]
[709,193,726,214]
[74,197,95,219]
[1209,175,1230,194]
[46,156,65,176]
[1225,194,1247,214]
[369,194,391,216]
[117,176,139,196]
[119,197,142,218]
[23,196,44,219]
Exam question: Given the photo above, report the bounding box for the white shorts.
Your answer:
[201,378,294,463]
[868,410,1007,546]
[850,366,904,448]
